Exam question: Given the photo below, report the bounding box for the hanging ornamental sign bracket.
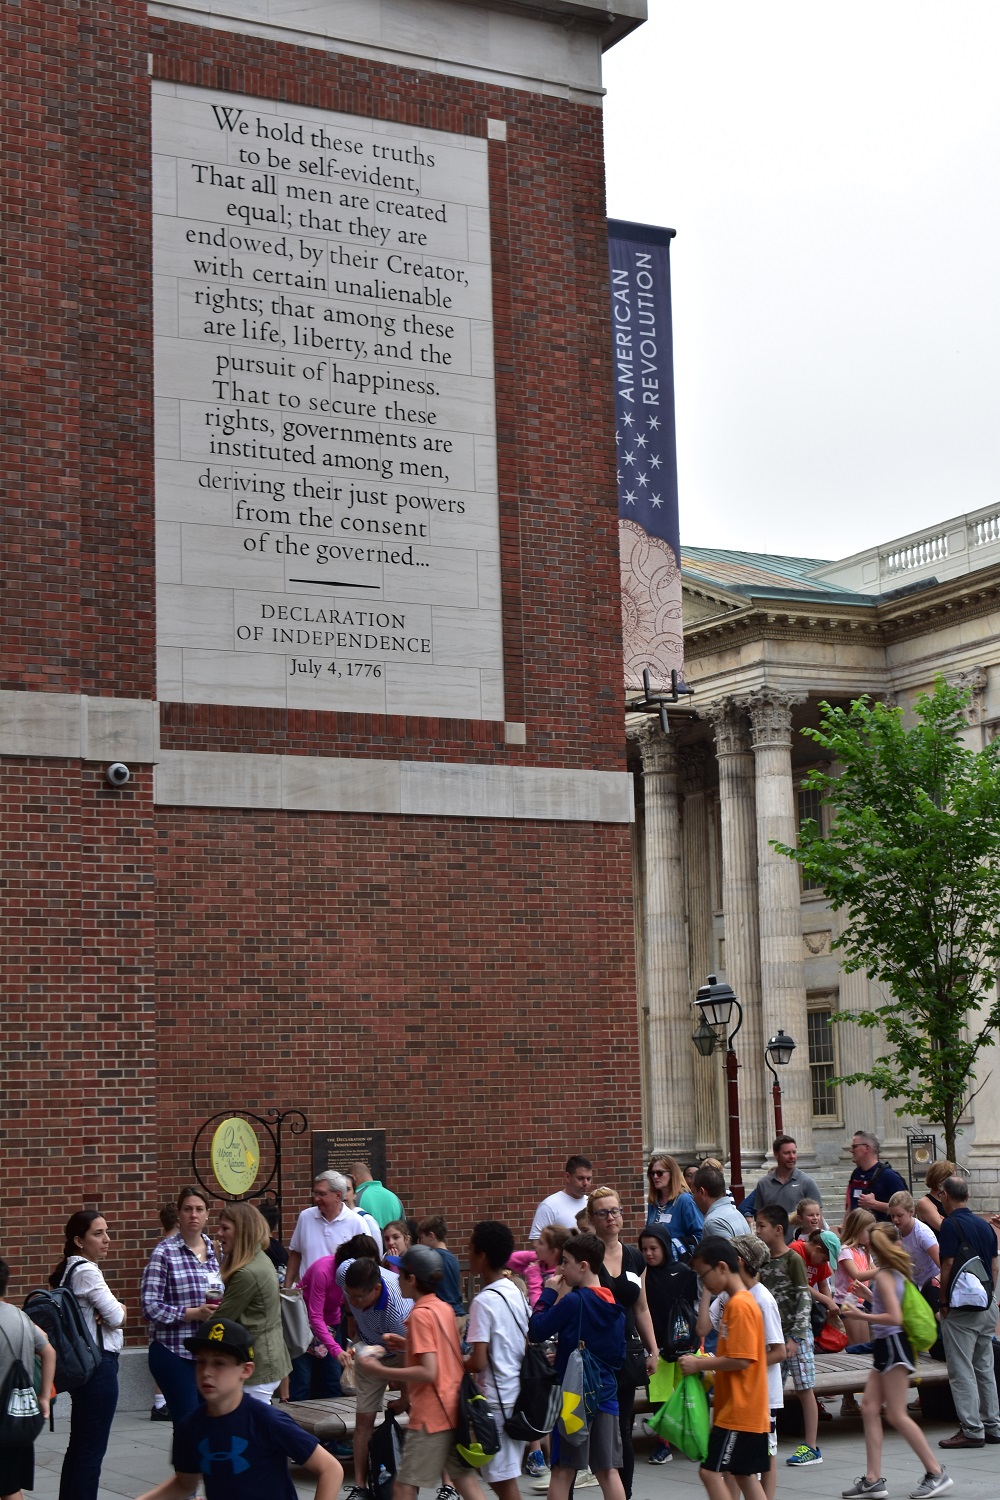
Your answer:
[190,1107,308,1242]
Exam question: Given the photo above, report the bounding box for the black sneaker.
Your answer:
[150,1403,172,1423]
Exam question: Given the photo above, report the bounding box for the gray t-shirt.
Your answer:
[703,1199,751,1239]
[753,1169,822,1215]
[0,1302,47,1389]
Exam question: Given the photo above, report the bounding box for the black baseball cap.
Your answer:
[184,1317,254,1362]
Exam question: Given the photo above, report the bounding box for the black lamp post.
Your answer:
[764,1029,796,1136]
[693,974,745,1203]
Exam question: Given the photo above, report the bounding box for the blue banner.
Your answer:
[608,220,683,687]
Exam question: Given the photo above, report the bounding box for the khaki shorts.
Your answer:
[396,1427,463,1488]
[355,1352,402,1414]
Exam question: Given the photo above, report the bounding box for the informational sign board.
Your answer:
[153,84,503,719]
[312,1128,387,1186]
[210,1116,262,1195]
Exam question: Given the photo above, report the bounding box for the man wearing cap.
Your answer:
[753,1137,823,1216]
[136,1317,341,1499]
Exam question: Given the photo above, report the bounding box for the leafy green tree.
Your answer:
[775,677,1000,1160]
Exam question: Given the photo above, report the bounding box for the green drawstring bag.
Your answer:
[649,1373,709,1463]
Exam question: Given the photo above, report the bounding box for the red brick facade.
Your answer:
[2,1,640,1319]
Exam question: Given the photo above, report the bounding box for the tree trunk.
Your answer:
[943,1096,957,1163]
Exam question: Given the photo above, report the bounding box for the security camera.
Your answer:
[105,763,131,787]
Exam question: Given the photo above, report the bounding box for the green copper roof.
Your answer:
[681,546,874,604]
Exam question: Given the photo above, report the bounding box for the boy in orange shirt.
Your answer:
[357,1245,485,1500]
[679,1237,769,1500]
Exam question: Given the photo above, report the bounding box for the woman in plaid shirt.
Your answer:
[141,1186,222,1424]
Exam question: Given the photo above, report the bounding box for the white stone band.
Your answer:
[0,692,632,822]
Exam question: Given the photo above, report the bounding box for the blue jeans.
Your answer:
[58,1351,119,1500]
[148,1340,200,1423]
[288,1349,342,1401]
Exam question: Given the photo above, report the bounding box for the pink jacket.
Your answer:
[508,1250,544,1308]
[300,1255,346,1357]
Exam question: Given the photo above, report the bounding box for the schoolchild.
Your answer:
[678,1237,769,1500]
[466,1221,529,1500]
[135,1318,341,1500]
[527,1233,627,1500]
[695,1235,785,1500]
[357,1246,485,1500]
[508,1224,573,1488]
[637,1224,699,1464]
[838,1225,952,1499]
[416,1219,467,1328]
[754,1204,820,1467]
[0,1254,55,1500]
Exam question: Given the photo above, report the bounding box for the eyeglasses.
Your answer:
[650,1169,668,1178]
[592,1207,623,1219]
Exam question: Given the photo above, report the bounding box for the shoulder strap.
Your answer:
[481,1285,529,1340]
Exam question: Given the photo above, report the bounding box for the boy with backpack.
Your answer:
[638,1223,699,1464]
[678,1237,769,1500]
[465,1221,530,1500]
[527,1232,627,1500]
[754,1204,820,1467]
[0,1255,55,1499]
[356,1245,485,1500]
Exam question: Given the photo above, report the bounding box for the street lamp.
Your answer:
[764,1030,796,1136]
[693,975,745,1204]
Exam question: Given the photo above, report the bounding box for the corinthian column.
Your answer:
[748,690,814,1155]
[681,745,720,1156]
[704,700,768,1160]
[631,721,696,1153]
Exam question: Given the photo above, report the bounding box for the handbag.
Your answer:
[622,1325,648,1386]
[454,1371,502,1468]
[815,1312,849,1353]
[650,1372,709,1463]
[278,1289,314,1360]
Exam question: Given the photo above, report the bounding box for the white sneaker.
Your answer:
[575,1470,600,1488]
[909,1472,953,1500]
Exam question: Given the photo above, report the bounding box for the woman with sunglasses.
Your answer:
[644,1155,703,1263]
[588,1187,658,1500]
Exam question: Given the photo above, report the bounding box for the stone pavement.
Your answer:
[28,1404,1000,1499]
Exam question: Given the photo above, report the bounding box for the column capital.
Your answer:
[628,719,679,776]
[701,697,751,757]
[747,690,806,750]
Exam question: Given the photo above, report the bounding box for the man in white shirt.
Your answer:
[285,1169,368,1403]
[529,1155,593,1243]
[286,1170,368,1287]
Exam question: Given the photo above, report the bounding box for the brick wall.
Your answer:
[1,4,642,1315]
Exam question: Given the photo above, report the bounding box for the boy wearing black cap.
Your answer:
[136,1318,342,1499]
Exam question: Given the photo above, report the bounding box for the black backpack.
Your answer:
[367,1411,404,1500]
[0,1319,44,1447]
[23,1262,103,1393]
[484,1287,560,1441]
[654,1263,699,1361]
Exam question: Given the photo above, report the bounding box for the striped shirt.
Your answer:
[335,1261,412,1342]
[141,1233,221,1358]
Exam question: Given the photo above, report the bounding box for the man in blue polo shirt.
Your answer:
[337,1256,412,1500]
[937,1175,1000,1450]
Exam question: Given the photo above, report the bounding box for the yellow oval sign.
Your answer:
[211,1117,261,1195]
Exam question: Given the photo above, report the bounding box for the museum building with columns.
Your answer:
[629,504,1000,1194]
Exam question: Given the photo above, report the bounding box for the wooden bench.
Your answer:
[282,1395,408,1445]
[801,1350,950,1399]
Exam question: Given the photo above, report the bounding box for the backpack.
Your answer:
[556,1300,606,1444]
[654,1264,699,1361]
[900,1279,938,1353]
[23,1261,103,1393]
[367,1411,404,1500]
[0,1318,44,1447]
[454,1371,502,1468]
[482,1287,560,1441]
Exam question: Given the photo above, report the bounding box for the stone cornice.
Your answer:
[684,559,1000,658]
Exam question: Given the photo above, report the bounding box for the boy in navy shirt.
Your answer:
[136,1318,341,1500]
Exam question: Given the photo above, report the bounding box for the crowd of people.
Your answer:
[0,1140,998,1500]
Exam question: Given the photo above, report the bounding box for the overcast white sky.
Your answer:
[602,1,1000,561]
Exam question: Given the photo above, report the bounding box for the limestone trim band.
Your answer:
[155,749,633,822]
[0,692,631,823]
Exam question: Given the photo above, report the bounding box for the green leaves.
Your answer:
[774,677,1000,1156]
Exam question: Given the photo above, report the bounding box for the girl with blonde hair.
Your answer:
[213,1202,290,1403]
[839,1225,952,1499]
[644,1154,703,1261]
